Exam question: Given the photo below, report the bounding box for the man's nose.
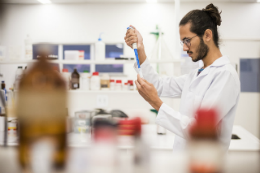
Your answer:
[183,44,189,51]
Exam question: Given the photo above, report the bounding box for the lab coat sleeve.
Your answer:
[155,69,239,139]
[134,59,187,98]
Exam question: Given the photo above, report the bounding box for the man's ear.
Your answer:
[203,29,213,42]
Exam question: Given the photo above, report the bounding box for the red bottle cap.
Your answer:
[116,80,122,83]
[62,69,68,72]
[93,72,99,76]
[110,79,115,82]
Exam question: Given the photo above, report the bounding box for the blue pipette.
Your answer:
[127,27,144,78]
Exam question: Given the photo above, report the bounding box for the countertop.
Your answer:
[1,125,259,151]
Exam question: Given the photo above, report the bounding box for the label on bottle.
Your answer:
[71,78,79,89]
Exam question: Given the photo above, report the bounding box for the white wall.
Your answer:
[0,2,260,137]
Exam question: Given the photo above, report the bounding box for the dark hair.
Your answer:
[179,3,222,48]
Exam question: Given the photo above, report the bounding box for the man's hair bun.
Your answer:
[202,3,222,26]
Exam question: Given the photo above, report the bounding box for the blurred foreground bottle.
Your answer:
[16,56,68,172]
[188,109,224,173]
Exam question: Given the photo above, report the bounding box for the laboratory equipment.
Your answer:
[24,35,32,59]
[62,69,71,90]
[80,71,90,90]
[16,57,67,170]
[100,73,110,90]
[127,26,143,78]
[95,33,105,60]
[90,72,100,90]
[71,68,80,89]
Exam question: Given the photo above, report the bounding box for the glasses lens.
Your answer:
[184,39,191,48]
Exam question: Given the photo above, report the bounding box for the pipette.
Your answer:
[127,27,144,78]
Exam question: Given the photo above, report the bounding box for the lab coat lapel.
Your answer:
[189,67,210,90]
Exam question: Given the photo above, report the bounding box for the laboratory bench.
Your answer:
[0,124,259,173]
[0,124,259,152]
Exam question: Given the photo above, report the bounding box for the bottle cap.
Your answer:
[116,80,122,83]
[62,69,68,72]
[83,70,89,73]
[93,72,99,76]
[18,66,23,69]
[110,79,115,82]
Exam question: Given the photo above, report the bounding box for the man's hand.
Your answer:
[135,74,163,111]
[124,25,147,64]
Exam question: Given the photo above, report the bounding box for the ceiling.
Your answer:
[0,0,258,4]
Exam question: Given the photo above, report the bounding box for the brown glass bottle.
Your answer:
[71,68,80,89]
[16,56,67,171]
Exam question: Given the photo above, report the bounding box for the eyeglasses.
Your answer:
[180,35,198,48]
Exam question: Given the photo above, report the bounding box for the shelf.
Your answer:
[68,90,138,94]
[0,59,183,65]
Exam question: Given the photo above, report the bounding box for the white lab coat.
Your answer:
[134,56,240,151]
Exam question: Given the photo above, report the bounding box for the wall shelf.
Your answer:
[68,90,138,94]
[0,59,183,65]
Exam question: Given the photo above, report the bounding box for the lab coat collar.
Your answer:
[198,55,229,76]
[189,56,229,89]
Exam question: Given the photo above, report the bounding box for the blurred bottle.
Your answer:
[14,66,23,91]
[16,57,67,172]
[188,109,224,173]
[1,81,7,101]
[119,117,150,173]
[71,68,80,90]
[95,33,105,61]
[62,68,70,90]
[24,35,32,59]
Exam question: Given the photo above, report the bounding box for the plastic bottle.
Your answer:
[95,33,105,61]
[14,66,23,90]
[100,73,110,90]
[80,70,90,90]
[71,68,80,90]
[24,35,32,59]
[110,80,115,90]
[90,72,100,90]
[123,82,128,91]
[128,80,134,91]
[62,69,70,90]
[115,80,122,91]
[1,81,7,101]
[188,109,223,173]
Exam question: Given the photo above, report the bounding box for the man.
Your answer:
[124,3,240,151]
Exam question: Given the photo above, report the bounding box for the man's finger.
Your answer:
[135,80,142,90]
[137,74,146,87]
[130,25,136,30]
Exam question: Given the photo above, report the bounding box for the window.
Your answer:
[33,44,59,59]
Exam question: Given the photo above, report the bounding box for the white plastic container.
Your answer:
[115,80,122,91]
[14,66,23,90]
[123,82,128,91]
[94,34,105,61]
[62,69,71,90]
[110,80,115,90]
[24,35,32,59]
[80,71,90,90]
[90,72,100,90]
[100,73,110,90]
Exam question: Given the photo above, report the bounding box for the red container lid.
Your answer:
[93,72,99,76]
[127,80,133,83]
[116,80,122,83]
[62,69,68,72]
[110,79,115,82]
[124,83,128,85]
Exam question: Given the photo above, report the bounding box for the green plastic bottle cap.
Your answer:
[83,70,89,73]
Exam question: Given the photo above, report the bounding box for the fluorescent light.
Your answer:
[37,0,52,4]
[146,0,157,3]
[257,0,260,2]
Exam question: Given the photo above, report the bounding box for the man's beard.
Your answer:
[190,37,209,62]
